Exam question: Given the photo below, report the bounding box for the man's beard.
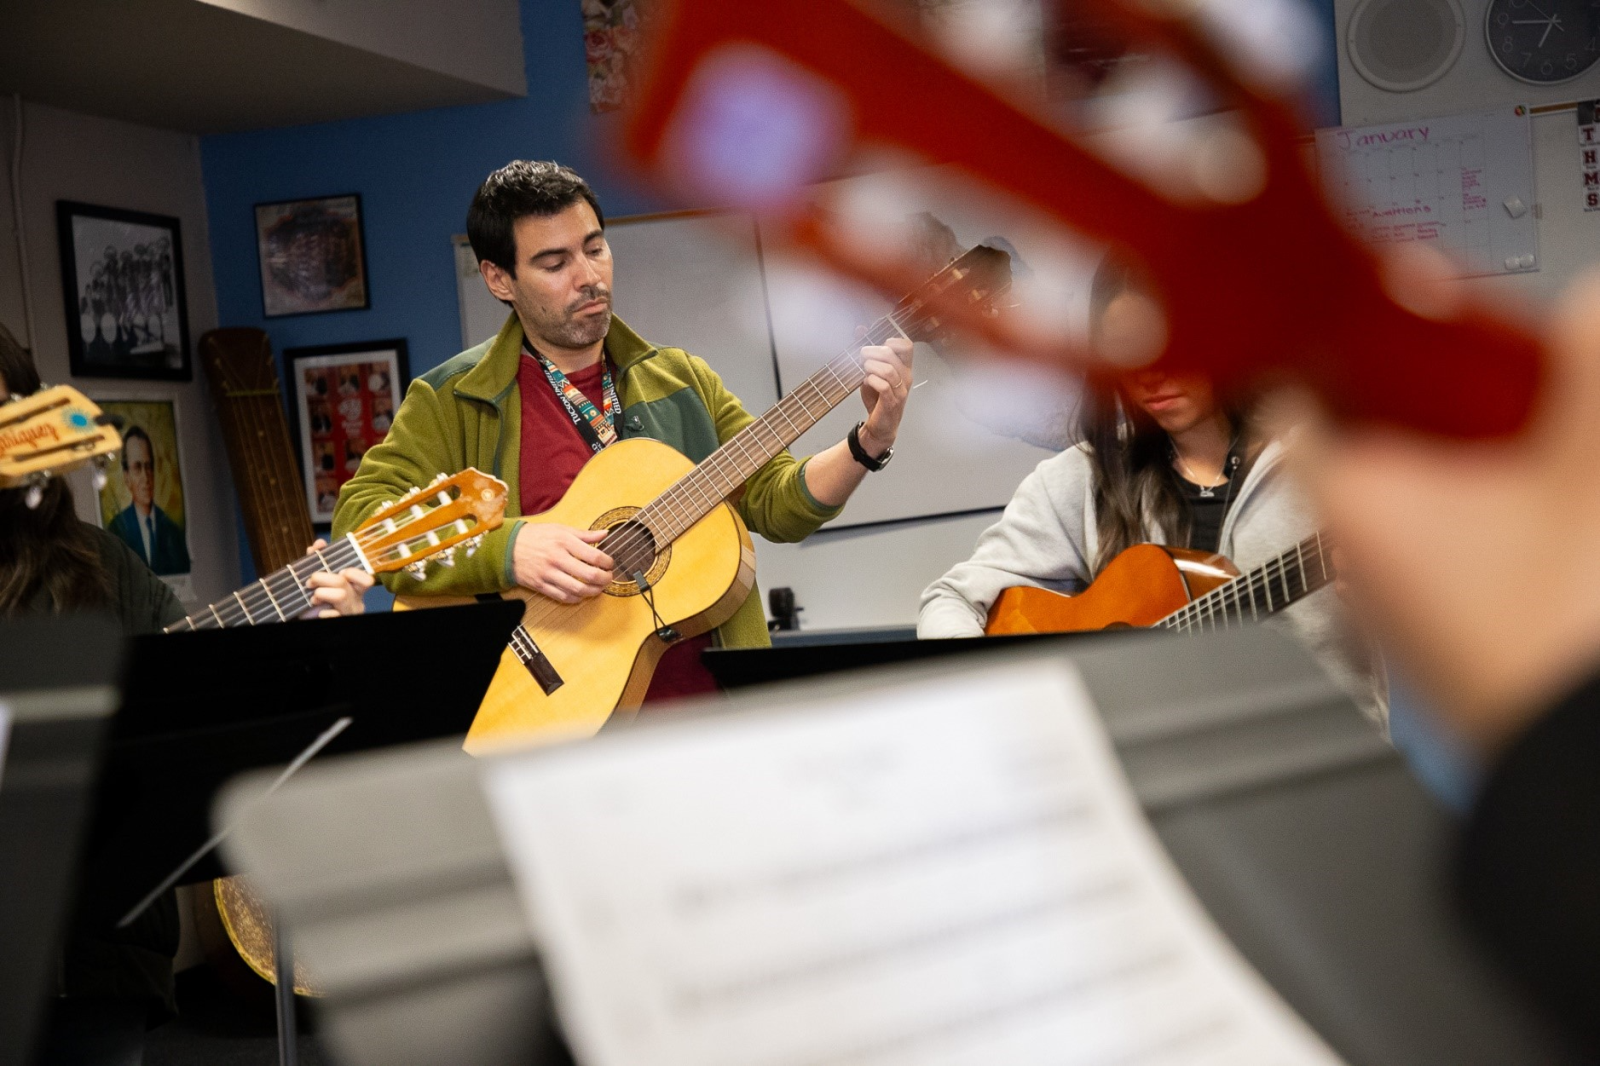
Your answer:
[521,289,612,350]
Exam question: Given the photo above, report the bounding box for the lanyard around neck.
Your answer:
[526,342,620,455]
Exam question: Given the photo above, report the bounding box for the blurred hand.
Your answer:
[1300,272,1600,757]
[302,538,375,618]
[514,523,614,603]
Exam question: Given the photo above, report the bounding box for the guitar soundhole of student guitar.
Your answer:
[594,507,671,595]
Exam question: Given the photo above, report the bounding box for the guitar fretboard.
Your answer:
[1157,531,1331,634]
[165,536,366,631]
[626,315,908,548]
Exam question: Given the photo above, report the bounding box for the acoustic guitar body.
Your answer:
[398,438,756,752]
[984,544,1239,635]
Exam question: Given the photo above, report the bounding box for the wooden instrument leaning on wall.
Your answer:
[0,385,122,498]
[984,532,1332,636]
[398,245,1014,754]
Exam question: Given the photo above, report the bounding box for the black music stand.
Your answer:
[0,615,123,1066]
[77,601,523,1066]
[701,630,1114,692]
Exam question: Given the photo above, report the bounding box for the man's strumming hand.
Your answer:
[513,523,614,603]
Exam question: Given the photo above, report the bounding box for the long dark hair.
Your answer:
[1078,256,1257,573]
[0,323,110,614]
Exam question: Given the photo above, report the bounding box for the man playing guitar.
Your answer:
[334,161,914,701]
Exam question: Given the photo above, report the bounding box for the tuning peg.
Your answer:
[430,471,448,486]
[24,477,45,510]
[91,456,110,491]
[405,560,429,580]
[436,551,456,568]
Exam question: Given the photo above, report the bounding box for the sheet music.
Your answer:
[483,661,1345,1066]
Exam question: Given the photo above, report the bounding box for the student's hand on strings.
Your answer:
[301,538,375,618]
[514,523,614,603]
[857,337,914,457]
[1298,269,1600,758]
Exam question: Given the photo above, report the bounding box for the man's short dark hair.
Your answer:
[121,426,153,471]
[467,161,605,275]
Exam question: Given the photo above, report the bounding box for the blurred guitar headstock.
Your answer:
[0,386,122,504]
[618,0,1545,439]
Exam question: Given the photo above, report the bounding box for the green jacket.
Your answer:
[332,313,843,648]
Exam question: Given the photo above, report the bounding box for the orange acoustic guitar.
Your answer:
[985,532,1331,636]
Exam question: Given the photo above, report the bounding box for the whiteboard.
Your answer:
[761,166,1094,529]
[1315,106,1538,277]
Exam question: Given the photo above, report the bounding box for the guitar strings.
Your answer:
[177,492,477,629]
[1161,532,1329,634]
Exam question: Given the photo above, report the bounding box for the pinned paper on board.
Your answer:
[1315,107,1538,277]
[1578,100,1600,213]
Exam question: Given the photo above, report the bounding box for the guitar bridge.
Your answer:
[509,624,564,695]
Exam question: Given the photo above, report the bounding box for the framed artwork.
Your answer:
[96,398,194,602]
[56,201,191,381]
[285,339,408,525]
[254,194,370,317]
[583,0,650,112]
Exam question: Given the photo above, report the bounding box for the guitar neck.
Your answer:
[165,536,367,632]
[633,312,910,545]
[1157,531,1332,633]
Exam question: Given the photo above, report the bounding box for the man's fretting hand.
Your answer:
[856,337,915,457]
[513,523,614,603]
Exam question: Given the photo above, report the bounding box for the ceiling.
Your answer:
[0,0,524,135]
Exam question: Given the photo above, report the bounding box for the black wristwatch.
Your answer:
[847,421,894,472]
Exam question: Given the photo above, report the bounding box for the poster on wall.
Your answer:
[583,0,651,112]
[56,202,191,381]
[1580,100,1600,212]
[254,194,370,317]
[286,339,409,526]
[96,398,194,602]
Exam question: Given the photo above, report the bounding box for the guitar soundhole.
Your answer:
[594,508,670,595]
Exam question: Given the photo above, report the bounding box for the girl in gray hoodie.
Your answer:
[918,258,1386,728]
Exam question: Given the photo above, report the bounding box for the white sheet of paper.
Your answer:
[483,661,1345,1066]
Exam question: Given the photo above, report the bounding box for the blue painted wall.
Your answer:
[201,0,663,377]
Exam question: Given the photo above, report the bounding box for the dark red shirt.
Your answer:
[516,353,717,705]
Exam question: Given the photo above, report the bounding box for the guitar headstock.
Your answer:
[0,386,122,499]
[354,468,509,576]
[895,245,1014,345]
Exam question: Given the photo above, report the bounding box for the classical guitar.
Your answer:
[0,385,122,497]
[168,466,505,994]
[190,330,509,996]
[165,468,506,632]
[398,245,1013,753]
[984,531,1331,636]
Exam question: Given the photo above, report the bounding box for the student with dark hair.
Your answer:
[919,256,1385,725]
[0,320,372,1061]
[336,160,916,702]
